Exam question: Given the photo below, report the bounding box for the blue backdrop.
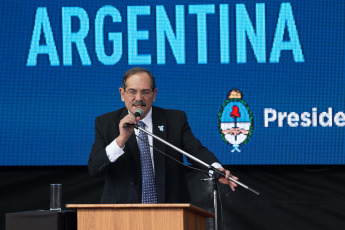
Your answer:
[1,0,344,165]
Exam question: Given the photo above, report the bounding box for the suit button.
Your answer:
[130,181,134,186]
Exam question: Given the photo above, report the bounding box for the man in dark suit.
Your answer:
[88,67,238,204]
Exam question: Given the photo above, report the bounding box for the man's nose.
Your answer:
[135,92,144,100]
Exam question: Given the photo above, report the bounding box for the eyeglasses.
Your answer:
[125,89,153,97]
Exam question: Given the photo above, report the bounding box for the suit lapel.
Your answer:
[152,107,167,203]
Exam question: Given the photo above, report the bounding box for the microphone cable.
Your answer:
[133,131,210,176]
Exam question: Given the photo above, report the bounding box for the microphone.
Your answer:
[123,108,144,128]
[134,108,144,118]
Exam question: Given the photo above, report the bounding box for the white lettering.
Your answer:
[334,112,345,127]
[278,112,287,127]
[264,108,345,128]
[300,112,311,127]
[264,108,276,127]
[287,112,299,127]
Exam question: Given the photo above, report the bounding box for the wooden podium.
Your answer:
[66,204,214,230]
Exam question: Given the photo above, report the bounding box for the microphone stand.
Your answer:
[201,173,221,230]
[132,124,260,229]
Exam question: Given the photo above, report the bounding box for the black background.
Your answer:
[2,165,345,230]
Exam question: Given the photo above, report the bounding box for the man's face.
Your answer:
[229,91,241,99]
[119,72,157,118]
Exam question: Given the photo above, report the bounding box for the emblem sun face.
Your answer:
[218,89,254,152]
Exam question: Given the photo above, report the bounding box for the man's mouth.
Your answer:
[133,101,146,107]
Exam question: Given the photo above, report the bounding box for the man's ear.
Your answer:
[152,88,158,102]
[119,88,125,102]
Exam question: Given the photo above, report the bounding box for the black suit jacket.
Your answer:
[88,106,219,203]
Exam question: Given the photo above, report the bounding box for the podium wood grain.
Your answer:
[66,204,214,230]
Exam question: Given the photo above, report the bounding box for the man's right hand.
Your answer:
[116,113,141,148]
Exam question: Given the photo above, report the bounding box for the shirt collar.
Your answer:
[141,107,153,129]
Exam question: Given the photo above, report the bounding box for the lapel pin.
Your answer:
[158,125,164,132]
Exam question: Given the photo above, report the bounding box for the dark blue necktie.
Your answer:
[137,121,158,203]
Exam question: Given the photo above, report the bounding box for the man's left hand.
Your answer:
[217,168,238,191]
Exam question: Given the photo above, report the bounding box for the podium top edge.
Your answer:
[66,203,192,208]
[66,203,214,217]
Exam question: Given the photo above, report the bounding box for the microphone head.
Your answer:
[134,108,144,118]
